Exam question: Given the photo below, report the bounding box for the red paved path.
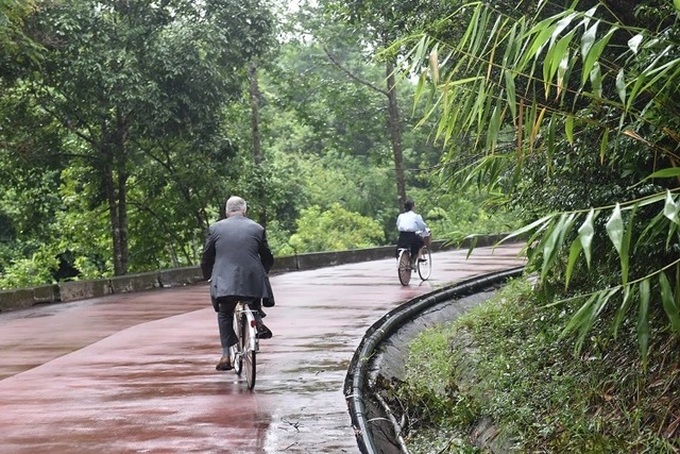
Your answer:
[0,244,525,453]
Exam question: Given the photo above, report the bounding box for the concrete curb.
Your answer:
[0,235,510,312]
[344,266,526,454]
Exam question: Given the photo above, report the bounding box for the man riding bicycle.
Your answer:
[396,199,431,260]
[200,196,274,372]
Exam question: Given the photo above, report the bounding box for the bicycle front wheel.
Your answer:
[244,349,256,390]
[242,310,257,390]
[417,246,432,281]
[231,312,243,375]
[397,249,412,286]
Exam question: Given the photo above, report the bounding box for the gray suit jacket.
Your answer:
[200,215,274,302]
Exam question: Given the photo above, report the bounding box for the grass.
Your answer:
[391,278,680,453]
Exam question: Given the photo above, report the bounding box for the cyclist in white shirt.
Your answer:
[396,199,431,259]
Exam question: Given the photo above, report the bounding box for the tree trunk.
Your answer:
[102,112,130,276]
[385,60,407,211]
[249,61,267,228]
[102,149,124,276]
[115,111,129,275]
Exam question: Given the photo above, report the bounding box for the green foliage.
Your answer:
[398,279,680,451]
[264,37,389,163]
[0,244,59,289]
[397,324,482,449]
[1,0,276,277]
[287,203,384,253]
[0,0,42,72]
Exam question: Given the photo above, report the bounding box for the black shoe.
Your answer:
[215,355,233,371]
[256,322,273,339]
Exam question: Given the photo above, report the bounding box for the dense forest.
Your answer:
[0,0,515,290]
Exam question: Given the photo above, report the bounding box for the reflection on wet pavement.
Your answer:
[0,244,525,453]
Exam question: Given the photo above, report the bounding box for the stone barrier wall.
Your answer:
[0,235,508,313]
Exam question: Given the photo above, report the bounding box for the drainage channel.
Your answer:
[344,266,526,454]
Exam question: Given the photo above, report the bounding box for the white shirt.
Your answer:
[396,210,428,233]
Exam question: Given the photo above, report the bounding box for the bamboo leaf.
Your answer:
[547,30,575,96]
[581,21,600,86]
[429,48,440,85]
[541,213,575,280]
[564,293,598,335]
[523,22,557,67]
[659,272,680,334]
[599,128,609,164]
[500,215,555,244]
[589,61,602,97]
[582,27,618,88]
[606,203,624,254]
[465,234,479,259]
[637,279,651,366]
[565,237,583,288]
[487,101,501,151]
[556,52,571,98]
[580,19,599,70]
[627,70,648,111]
[573,289,619,352]
[578,208,596,267]
[641,167,680,182]
[565,115,574,145]
[613,285,633,338]
[504,69,517,120]
[615,69,626,104]
[637,57,680,93]
[667,222,679,251]
[628,34,643,54]
[458,4,482,52]
[664,190,679,225]
[619,203,636,286]
[525,222,553,262]
[551,13,577,44]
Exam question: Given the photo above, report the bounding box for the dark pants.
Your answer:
[396,231,424,258]
[213,296,264,349]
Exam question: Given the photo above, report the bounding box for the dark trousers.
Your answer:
[214,296,263,349]
[396,231,424,258]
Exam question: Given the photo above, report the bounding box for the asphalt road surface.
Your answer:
[0,244,525,453]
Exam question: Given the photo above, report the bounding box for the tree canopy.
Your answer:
[1,0,276,279]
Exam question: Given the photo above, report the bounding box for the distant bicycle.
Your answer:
[230,300,259,389]
[397,245,432,285]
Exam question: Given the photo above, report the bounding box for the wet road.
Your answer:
[0,244,525,453]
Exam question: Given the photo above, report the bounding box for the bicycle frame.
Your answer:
[235,302,259,354]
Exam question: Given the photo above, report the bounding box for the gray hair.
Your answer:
[226,196,247,216]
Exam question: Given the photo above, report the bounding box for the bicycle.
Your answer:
[397,245,432,285]
[229,300,259,390]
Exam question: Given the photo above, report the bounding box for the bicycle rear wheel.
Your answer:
[242,311,257,389]
[417,246,432,281]
[397,249,412,286]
